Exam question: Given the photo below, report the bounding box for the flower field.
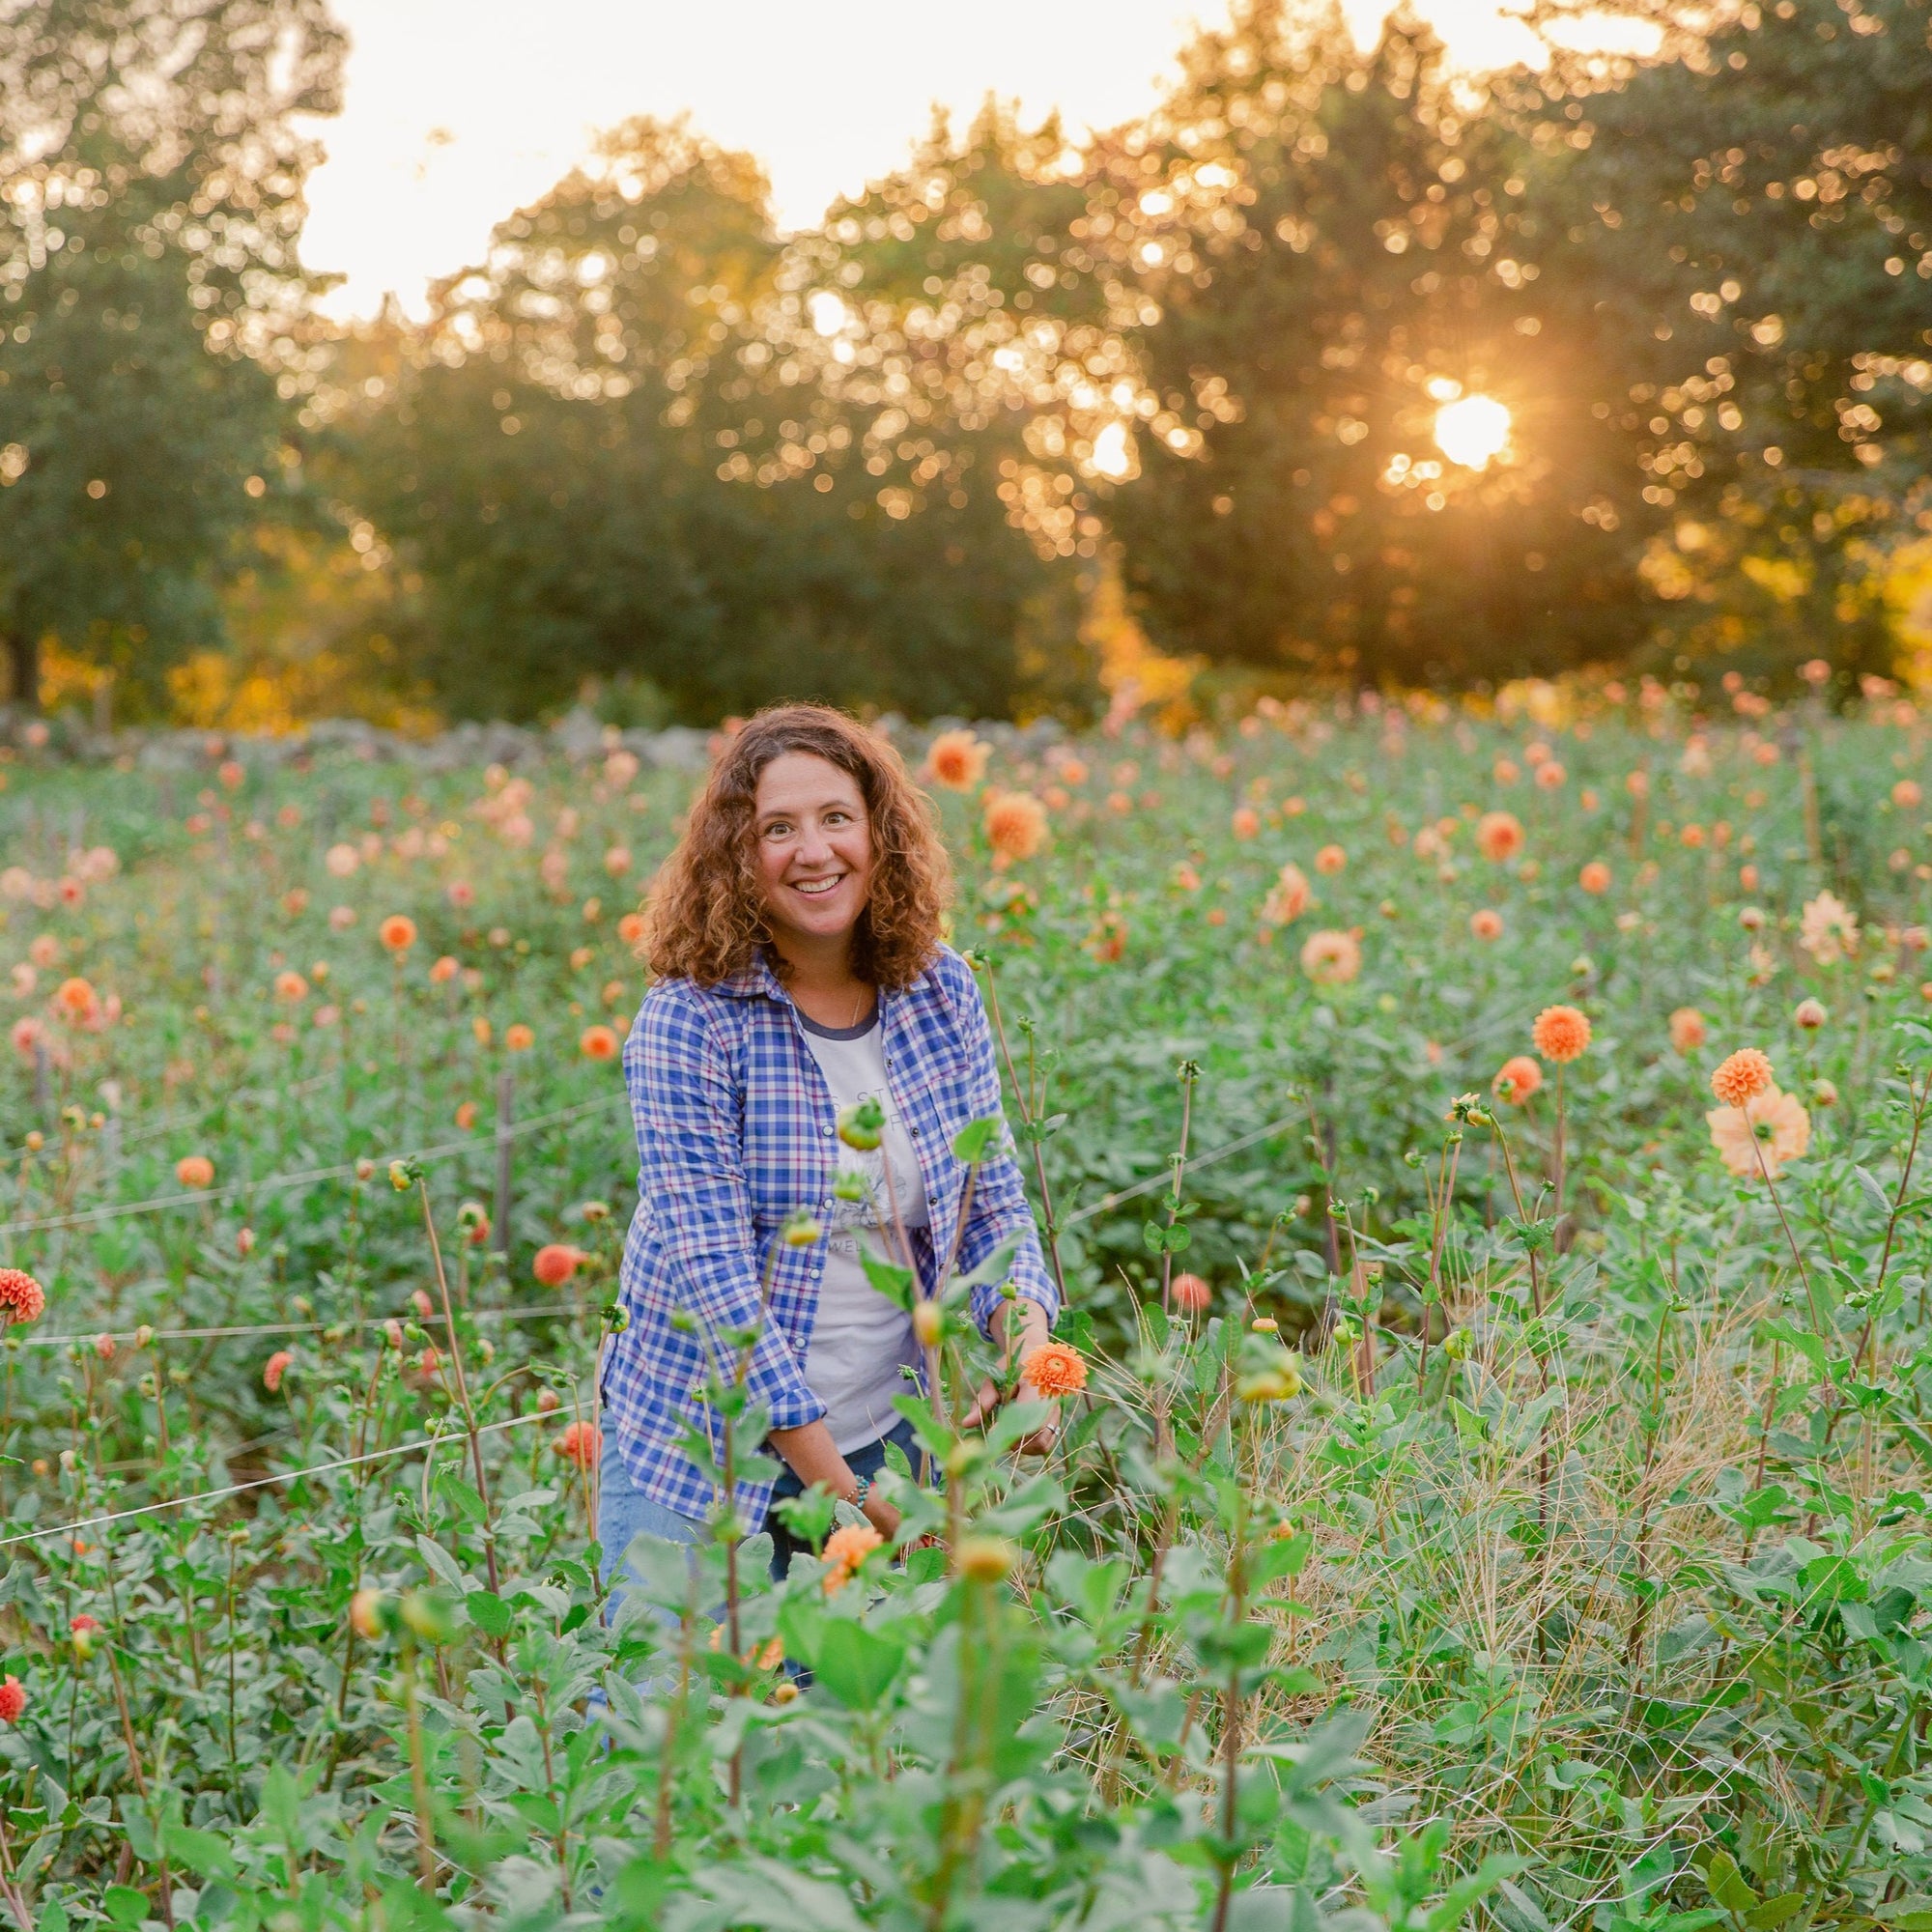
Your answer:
[2,689,1932,1928]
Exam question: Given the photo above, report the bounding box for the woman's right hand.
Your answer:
[862,1489,901,1540]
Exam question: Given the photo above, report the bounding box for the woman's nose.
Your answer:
[795,823,834,865]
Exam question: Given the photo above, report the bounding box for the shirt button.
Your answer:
[820,1125,832,1137]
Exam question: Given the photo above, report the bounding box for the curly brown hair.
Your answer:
[639,705,952,990]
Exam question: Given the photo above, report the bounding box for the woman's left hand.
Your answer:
[960,1301,1059,1456]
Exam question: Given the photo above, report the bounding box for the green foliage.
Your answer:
[1108,5,1641,686]
[1531,0,1932,694]
[339,117,1084,724]
[0,0,345,711]
[0,701,1928,1918]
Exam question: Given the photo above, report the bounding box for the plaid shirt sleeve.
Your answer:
[933,951,1061,1336]
[630,984,825,1433]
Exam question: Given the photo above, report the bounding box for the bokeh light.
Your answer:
[1433,394,1512,470]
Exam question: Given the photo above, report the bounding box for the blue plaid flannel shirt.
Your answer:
[603,943,1058,1526]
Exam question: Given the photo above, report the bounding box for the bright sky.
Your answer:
[300,0,1591,321]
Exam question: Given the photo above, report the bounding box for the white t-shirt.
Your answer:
[798,1009,929,1454]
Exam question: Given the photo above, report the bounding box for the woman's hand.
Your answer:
[769,1418,904,1539]
[961,1299,1060,1456]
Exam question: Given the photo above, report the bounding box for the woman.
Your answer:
[600,704,1060,1585]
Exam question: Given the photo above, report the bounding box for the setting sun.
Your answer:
[1434,393,1513,469]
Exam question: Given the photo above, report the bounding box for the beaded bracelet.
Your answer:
[852,1474,871,1508]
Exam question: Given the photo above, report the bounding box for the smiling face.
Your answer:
[752,752,875,968]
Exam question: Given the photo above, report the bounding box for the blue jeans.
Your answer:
[597,1418,922,1616]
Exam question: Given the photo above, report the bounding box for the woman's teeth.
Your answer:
[795,876,841,895]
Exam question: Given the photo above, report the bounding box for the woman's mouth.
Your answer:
[792,874,844,897]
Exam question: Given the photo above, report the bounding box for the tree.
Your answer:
[1099,2,1647,689]
[0,0,343,711]
[345,116,1090,723]
[1530,0,1932,693]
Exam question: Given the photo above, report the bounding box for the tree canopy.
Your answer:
[0,0,344,713]
[5,0,1929,722]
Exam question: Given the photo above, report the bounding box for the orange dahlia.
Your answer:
[1299,928,1362,986]
[926,729,990,791]
[1492,1055,1543,1103]
[1668,1008,1707,1054]
[1531,1006,1591,1064]
[983,790,1048,861]
[0,1269,45,1324]
[1711,1048,1774,1108]
[1171,1272,1211,1314]
[533,1244,583,1288]
[1020,1339,1088,1397]
[822,1522,884,1595]
[1477,811,1524,863]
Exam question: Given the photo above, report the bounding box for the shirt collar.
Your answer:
[711,946,928,1020]
[711,950,788,1002]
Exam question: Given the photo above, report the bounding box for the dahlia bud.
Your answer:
[956,1536,1017,1582]
[837,1098,885,1152]
[833,1168,868,1204]
[1442,1326,1473,1361]
[781,1210,823,1248]
[1794,998,1828,1030]
[399,1590,457,1645]
[349,1588,387,1640]
[1237,1360,1304,1403]
[912,1300,943,1348]
[69,1613,99,1661]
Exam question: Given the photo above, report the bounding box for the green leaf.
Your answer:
[466,1590,513,1637]
[957,1237,1020,1292]
[1424,1854,1529,1932]
[952,1116,1004,1163]
[434,1471,487,1524]
[859,1249,916,1312]
[1249,1532,1314,1584]
[811,1621,906,1711]
[1745,1897,1807,1930]
[163,1821,238,1879]
[1700,1852,1760,1915]
[1054,1308,1096,1353]
[101,1891,148,1932]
